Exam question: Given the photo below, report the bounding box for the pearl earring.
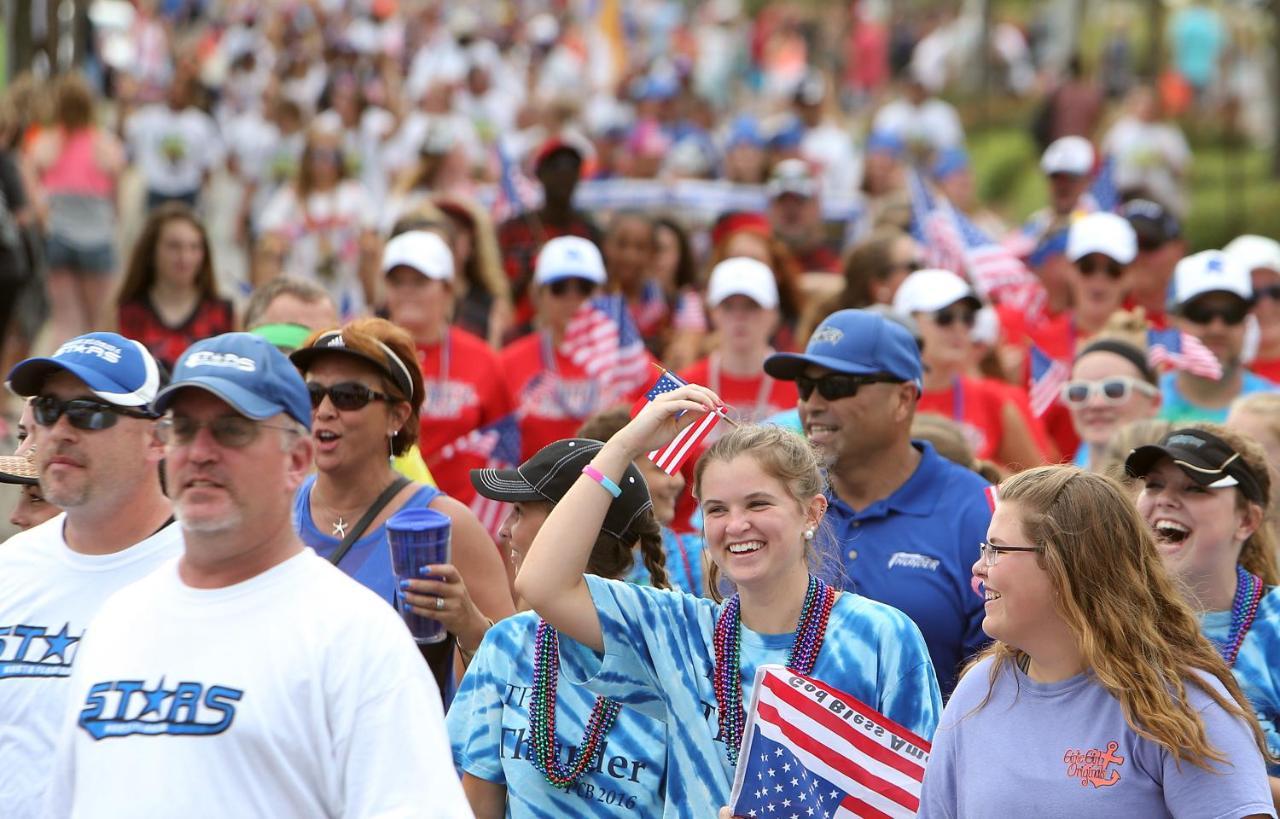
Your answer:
[803,528,815,541]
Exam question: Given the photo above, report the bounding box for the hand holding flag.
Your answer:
[633,369,734,475]
[622,376,726,475]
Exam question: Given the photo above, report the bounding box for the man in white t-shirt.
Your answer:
[124,77,224,210]
[46,332,469,819]
[0,333,180,819]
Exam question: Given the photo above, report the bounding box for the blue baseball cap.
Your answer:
[152,333,312,429]
[764,309,923,387]
[725,115,765,150]
[7,332,162,408]
[866,130,906,158]
[932,147,969,180]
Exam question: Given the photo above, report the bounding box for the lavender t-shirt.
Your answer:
[919,656,1276,819]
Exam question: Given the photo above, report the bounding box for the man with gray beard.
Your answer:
[0,333,180,817]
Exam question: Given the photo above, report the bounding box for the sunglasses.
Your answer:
[933,307,976,328]
[307,382,394,411]
[32,396,156,431]
[546,278,596,298]
[1181,301,1250,326]
[1077,258,1125,280]
[888,259,923,274]
[796,373,903,402]
[1255,284,1280,302]
[157,416,299,449]
[1060,377,1158,407]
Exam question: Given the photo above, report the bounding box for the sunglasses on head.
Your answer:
[156,415,299,449]
[1078,258,1125,280]
[1181,300,1250,326]
[1060,376,1158,407]
[933,306,976,328]
[796,373,904,402]
[546,277,596,297]
[307,381,394,411]
[32,396,156,431]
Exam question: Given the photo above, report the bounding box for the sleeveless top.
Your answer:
[41,128,115,247]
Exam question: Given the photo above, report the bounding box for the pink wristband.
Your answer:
[581,465,622,498]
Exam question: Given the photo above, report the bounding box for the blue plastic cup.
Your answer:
[387,507,452,644]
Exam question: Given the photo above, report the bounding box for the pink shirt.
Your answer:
[40,129,114,199]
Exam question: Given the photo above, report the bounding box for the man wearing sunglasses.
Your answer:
[46,333,468,817]
[1161,250,1276,424]
[765,309,993,697]
[0,332,180,819]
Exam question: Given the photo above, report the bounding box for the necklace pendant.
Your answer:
[332,517,349,538]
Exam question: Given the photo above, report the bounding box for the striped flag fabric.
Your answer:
[632,370,723,475]
[1029,345,1070,417]
[435,415,522,538]
[492,140,541,223]
[560,294,651,407]
[1147,328,1224,380]
[729,666,930,819]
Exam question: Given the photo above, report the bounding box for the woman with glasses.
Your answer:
[288,318,515,700]
[515,389,941,815]
[919,466,1274,816]
[1061,337,1161,470]
[1128,426,1280,803]
[894,269,1048,470]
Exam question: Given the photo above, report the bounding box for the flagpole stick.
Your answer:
[651,362,740,427]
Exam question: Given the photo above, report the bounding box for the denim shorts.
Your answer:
[45,235,115,274]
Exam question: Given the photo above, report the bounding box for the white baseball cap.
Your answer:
[892,269,981,315]
[706,257,779,309]
[1223,234,1280,274]
[533,236,607,286]
[382,231,454,281]
[1040,136,1095,176]
[1172,250,1253,307]
[1067,212,1137,265]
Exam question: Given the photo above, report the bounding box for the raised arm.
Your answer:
[513,384,722,652]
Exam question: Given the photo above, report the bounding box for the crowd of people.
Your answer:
[1,0,1279,817]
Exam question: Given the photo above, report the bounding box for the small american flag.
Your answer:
[729,666,930,819]
[492,141,541,223]
[438,415,522,538]
[632,370,723,475]
[560,295,650,408]
[1029,345,1070,417]
[1147,328,1223,380]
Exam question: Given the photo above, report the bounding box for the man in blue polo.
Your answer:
[765,309,991,696]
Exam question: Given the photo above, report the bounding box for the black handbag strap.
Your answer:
[328,476,412,567]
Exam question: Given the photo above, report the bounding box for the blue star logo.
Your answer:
[40,624,78,663]
[140,678,170,718]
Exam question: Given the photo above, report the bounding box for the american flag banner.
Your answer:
[492,141,541,223]
[1029,345,1070,417]
[631,370,723,475]
[907,168,964,275]
[1147,328,1224,380]
[729,666,930,819]
[434,415,522,538]
[560,295,651,408]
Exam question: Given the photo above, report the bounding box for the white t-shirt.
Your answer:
[124,104,225,196]
[46,548,469,818]
[1102,116,1192,217]
[0,515,182,819]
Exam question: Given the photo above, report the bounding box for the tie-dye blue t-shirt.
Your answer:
[556,576,942,817]
[1201,585,1280,775]
[447,611,668,818]
[624,527,708,597]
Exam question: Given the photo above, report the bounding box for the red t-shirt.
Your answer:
[917,376,1053,466]
[500,332,652,462]
[417,327,514,505]
[669,356,800,532]
[1250,356,1280,383]
[118,296,235,371]
[995,304,1080,461]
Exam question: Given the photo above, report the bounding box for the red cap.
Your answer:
[710,212,772,248]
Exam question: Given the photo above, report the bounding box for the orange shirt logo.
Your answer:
[1063,741,1125,788]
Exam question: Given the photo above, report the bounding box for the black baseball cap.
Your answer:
[1124,428,1264,503]
[470,438,652,539]
[1120,199,1180,248]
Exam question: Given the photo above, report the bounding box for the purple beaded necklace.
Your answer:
[1215,565,1265,667]
[713,575,837,767]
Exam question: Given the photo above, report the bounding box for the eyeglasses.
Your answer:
[1181,300,1250,326]
[156,416,299,449]
[307,382,394,411]
[1060,377,1158,406]
[546,278,596,297]
[1255,284,1280,302]
[978,541,1043,567]
[933,306,976,328]
[32,396,156,431]
[796,373,903,402]
[1077,258,1125,280]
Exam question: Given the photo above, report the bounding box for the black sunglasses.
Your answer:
[307,381,395,411]
[157,416,299,449]
[1255,284,1280,302]
[1181,300,1249,326]
[32,396,156,431]
[796,373,904,401]
[933,307,976,328]
[547,278,596,297]
[1078,258,1125,280]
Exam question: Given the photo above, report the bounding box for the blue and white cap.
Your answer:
[7,332,161,408]
[152,333,312,429]
[764,309,924,388]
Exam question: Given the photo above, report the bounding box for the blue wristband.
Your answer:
[581,465,622,498]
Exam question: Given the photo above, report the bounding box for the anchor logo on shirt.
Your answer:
[1063,740,1125,788]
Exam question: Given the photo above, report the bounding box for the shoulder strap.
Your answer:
[329,476,412,567]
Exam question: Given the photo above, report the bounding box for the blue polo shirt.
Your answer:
[819,441,992,698]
